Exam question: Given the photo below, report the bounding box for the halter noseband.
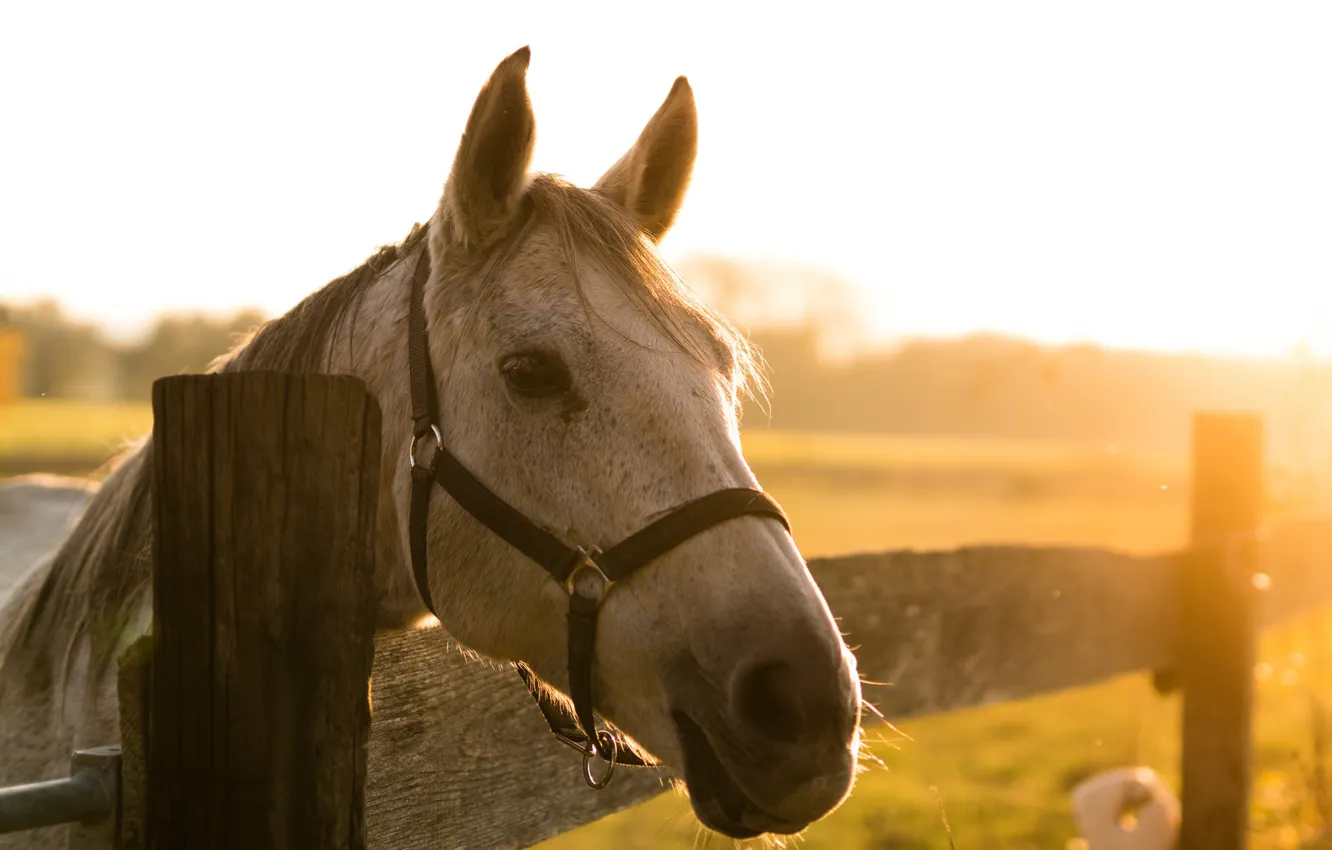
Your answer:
[404,239,790,788]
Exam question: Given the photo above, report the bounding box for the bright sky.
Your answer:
[2,2,1330,357]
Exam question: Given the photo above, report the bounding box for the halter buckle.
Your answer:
[408,424,443,471]
[564,546,611,604]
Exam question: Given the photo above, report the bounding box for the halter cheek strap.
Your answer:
[404,239,791,786]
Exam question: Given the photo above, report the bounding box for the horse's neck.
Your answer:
[319,249,431,628]
[12,246,432,673]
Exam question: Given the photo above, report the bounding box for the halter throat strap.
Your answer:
[403,239,791,783]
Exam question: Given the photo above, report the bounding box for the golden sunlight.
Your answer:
[1,2,1328,359]
[413,614,441,630]
[2,7,1331,849]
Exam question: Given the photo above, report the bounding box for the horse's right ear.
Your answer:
[432,47,536,257]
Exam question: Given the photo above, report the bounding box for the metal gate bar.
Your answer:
[0,747,119,837]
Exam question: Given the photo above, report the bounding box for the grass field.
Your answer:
[0,398,152,471]
[4,398,1330,848]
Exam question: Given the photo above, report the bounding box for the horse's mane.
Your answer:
[7,174,764,676]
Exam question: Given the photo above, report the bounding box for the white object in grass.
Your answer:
[1071,766,1179,850]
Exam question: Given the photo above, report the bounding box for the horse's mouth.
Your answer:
[672,711,808,839]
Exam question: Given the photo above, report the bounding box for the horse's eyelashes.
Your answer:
[500,351,572,398]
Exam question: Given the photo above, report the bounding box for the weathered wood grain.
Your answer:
[810,545,1178,719]
[149,373,380,850]
[116,635,151,850]
[366,630,672,850]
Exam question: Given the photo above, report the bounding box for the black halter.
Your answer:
[404,240,791,788]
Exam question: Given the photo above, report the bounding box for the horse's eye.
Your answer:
[501,352,571,398]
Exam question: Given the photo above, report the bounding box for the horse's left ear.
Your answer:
[593,77,698,242]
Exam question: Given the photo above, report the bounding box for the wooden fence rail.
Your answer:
[3,373,1330,848]
[357,518,1332,848]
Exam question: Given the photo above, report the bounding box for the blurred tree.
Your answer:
[0,301,268,402]
[4,256,1329,480]
[674,253,866,357]
[116,308,266,401]
[0,304,24,406]
[6,300,116,399]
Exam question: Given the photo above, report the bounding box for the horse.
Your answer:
[0,47,863,846]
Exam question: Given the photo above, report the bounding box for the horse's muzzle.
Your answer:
[670,640,861,837]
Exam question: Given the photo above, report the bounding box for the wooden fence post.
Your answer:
[148,373,381,850]
[1178,412,1264,850]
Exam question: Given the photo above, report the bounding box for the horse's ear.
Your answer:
[434,47,536,254]
[593,76,698,242]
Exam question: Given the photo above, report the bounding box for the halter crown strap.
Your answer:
[404,237,792,781]
[407,247,438,438]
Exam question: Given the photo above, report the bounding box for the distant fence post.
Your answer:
[148,373,381,850]
[0,323,24,406]
[1178,412,1264,850]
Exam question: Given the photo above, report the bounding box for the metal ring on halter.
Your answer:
[582,730,619,789]
[408,424,443,470]
[565,546,611,603]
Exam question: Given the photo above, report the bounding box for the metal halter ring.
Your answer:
[408,424,443,470]
[564,546,612,604]
[582,729,620,789]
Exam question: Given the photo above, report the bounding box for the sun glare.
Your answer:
[1,2,1328,360]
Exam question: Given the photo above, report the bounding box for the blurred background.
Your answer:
[3,2,1331,847]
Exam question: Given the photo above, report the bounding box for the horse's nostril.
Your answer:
[733,661,807,744]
